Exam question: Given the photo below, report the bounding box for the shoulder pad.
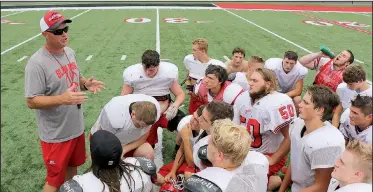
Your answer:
[184,175,222,192]
[58,179,83,192]
[198,145,212,167]
[227,72,237,81]
[133,157,157,176]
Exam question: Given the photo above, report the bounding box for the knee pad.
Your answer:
[167,110,186,132]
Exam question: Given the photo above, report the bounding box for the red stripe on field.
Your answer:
[215,3,372,13]
[292,11,372,35]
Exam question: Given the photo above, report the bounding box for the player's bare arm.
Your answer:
[300,168,334,192]
[26,86,87,109]
[120,83,134,96]
[121,132,149,157]
[278,162,292,192]
[332,104,343,128]
[286,79,304,98]
[180,124,194,167]
[170,80,185,107]
[298,51,325,70]
[267,125,291,165]
[166,145,186,183]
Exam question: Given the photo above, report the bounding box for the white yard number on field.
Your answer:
[302,20,369,28]
[163,18,188,23]
[124,18,152,23]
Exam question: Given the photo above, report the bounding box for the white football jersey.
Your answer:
[193,135,209,170]
[232,151,269,192]
[233,91,253,126]
[184,54,226,80]
[339,109,372,144]
[232,72,250,91]
[328,178,372,192]
[336,81,372,110]
[264,58,308,93]
[73,157,153,192]
[244,92,296,154]
[90,94,161,145]
[177,115,204,146]
[195,167,257,192]
[123,62,178,96]
[290,118,345,192]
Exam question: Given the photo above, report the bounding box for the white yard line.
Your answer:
[1,10,27,18]
[85,55,93,60]
[214,4,365,64]
[17,56,28,62]
[154,8,164,175]
[1,9,91,55]
[156,8,161,54]
[121,55,127,61]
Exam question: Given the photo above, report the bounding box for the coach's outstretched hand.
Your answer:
[61,85,88,105]
[84,76,105,94]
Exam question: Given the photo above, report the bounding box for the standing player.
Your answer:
[232,68,296,191]
[90,94,161,160]
[183,38,226,114]
[339,95,372,144]
[298,49,354,92]
[192,65,244,111]
[333,64,372,127]
[225,47,249,74]
[25,11,104,192]
[265,51,308,112]
[121,50,185,147]
[279,85,345,192]
[228,55,265,91]
[327,140,372,192]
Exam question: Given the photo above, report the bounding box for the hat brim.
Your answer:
[48,19,72,31]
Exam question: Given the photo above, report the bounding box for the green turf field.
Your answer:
[1,5,372,192]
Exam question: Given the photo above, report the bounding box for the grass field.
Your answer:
[1,3,372,192]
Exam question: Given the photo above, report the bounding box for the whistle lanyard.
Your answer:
[45,46,74,86]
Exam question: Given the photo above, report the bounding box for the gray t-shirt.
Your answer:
[24,47,84,143]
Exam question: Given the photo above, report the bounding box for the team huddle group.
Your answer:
[24,11,372,192]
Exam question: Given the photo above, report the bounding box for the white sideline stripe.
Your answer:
[352,12,371,17]
[121,55,127,61]
[1,9,91,55]
[17,56,28,62]
[160,59,170,62]
[156,8,160,54]
[85,55,93,60]
[214,4,365,64]
[1,10,26,18]
[1,6,221,12]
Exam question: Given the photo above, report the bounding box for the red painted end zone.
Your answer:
[215,3,372,12]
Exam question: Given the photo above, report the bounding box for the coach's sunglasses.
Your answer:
[47,26,69,35]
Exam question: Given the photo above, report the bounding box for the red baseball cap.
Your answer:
[40,11,72,32]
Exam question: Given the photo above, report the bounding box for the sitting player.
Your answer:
[279,85,345,192]
[225,47,249,74]
[327,140,372,192]
[192,65,244,111]
[228,55,265,91]
[90,94,160,159]
[156,105,205,186]
[58,130,156,192]
[264,51,308,113]
[339,95,372,144]
[184,119,268,192]
[183,38,226,114]
[232,68,296,191]
[121,50,186,148]
[333,64,372,127]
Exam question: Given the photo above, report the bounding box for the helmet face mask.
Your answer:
[160,174,185,192]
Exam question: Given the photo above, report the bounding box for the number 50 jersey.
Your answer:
[242,91,296,154]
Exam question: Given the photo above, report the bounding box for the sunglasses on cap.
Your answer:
[47,26,69,35]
